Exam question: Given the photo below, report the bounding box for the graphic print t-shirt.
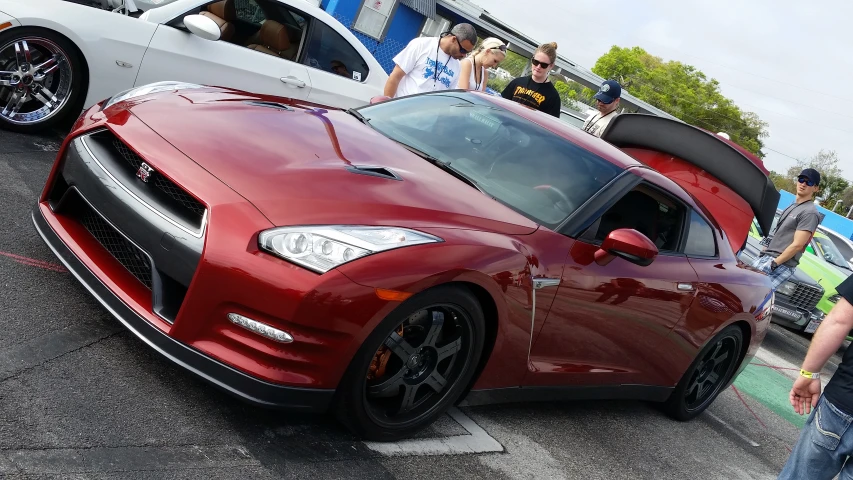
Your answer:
[392,37,461,98]
[501,76,561,117]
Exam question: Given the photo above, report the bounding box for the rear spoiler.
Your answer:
[600,113,780,234]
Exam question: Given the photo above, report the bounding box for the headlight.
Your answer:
[102,81,206,110]
[776,281,797,297]
[258,226,443,273]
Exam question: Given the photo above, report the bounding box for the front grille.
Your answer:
[786,283,823,312]
[78,201,153,289]
[111,138,206,219]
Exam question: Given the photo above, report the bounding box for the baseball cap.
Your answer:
[799,168,821,186]
[594,80,622,104]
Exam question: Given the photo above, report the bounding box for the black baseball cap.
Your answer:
[799,168,821,186]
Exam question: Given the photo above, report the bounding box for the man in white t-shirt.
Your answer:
[383,23,478,98]
[582,80,622,137]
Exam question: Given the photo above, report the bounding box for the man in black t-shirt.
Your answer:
[778,273,853,479]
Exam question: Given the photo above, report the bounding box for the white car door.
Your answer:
[134,1,312,101]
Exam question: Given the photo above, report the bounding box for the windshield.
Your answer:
[814,235,850,269]
[356,94,623,229]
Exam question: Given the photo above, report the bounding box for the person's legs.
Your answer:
[778,395,853,479]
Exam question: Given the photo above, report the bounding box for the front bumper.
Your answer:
[33,205,334,412]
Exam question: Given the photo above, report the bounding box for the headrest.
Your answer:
[258,20,291,52]
[207,0,236,22]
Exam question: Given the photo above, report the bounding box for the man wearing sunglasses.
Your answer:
[753,168,822,289]
[384,23,477,99]
[583,80,622,137]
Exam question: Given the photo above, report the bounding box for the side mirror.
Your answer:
[184,14,222,41]
[370,95,391,104]
[594,228,658,266]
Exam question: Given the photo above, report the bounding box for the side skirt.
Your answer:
[459,384,674,407]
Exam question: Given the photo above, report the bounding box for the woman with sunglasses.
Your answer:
[500,42,562,117]
[459,38,507,92]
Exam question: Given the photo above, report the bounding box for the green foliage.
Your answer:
[499,50,529,78]
[769,170,793,194]
[590,46,769,157]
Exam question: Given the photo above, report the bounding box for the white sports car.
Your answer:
[0,0,388,133]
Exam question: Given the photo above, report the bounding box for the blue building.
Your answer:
[315,0,677,119]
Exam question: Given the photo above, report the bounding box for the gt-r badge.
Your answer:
[136,163,154,183]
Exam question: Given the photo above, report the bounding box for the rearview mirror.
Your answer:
[184,14,221,41]
[595,228,658,266]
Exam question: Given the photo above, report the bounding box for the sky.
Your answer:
[471,0,853,181]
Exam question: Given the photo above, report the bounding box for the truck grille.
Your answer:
[786,283,823,312]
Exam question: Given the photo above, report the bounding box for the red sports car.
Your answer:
[33,82,778,441]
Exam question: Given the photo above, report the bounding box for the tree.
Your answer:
[590,46,770,157]
[786,150,849,212]
[769,170,793,193]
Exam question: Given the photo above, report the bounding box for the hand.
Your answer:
[790,376,821,415]
[770,259,779,271]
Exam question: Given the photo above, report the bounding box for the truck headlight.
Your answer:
[776,281,797,297]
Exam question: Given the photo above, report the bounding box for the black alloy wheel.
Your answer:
[663,324,743,420]
[334,286,485,441]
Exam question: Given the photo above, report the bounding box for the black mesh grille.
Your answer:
[79,204,153,289]
[788,284,823,312]
[111,139,206,218]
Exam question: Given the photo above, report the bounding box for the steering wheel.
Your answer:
[534,185,576,212]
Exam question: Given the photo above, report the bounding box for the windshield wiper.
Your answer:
[392,141,490,196]
[345,108,370,125]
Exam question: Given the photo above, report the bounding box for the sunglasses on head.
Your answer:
[531,59,551,68]
[798,176,816,187]
[491,44,507,52]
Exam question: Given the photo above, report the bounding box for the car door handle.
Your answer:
[532,277,561,290]
[677,283,694,291]
[280,76,306,88]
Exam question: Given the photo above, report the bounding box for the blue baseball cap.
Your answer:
[799,168,821,187]
[594,80,622,104]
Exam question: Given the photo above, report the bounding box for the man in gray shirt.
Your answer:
[753,168,822,289]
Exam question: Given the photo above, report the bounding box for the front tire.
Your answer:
[662,324,744,420]
[334,285,486,442]
[0,27,86,133]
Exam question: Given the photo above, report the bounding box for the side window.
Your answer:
[235,0,266,26]
[302,21,370,82]
[684,209,717,257]
[591,185,685,253]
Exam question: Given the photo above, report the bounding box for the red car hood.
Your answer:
[124,88,538,235]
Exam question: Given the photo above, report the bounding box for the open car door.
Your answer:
[600,114,780,255]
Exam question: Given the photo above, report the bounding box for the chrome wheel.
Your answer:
[0,37,74,126]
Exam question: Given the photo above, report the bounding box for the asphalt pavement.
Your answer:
[0,124,843,479]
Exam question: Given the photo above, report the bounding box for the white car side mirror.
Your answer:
[184,14,221,41]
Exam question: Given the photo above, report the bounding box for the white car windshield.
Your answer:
[356,93,623,229]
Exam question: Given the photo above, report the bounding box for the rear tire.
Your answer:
[662,325,743,420]
[0,27,86,134]
[333,285,485,442]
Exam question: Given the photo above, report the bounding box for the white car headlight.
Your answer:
[102,81,206,110]
[776,281,797,297]
[258,226,443,273]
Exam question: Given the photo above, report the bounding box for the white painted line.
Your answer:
[363,407,504,456]
[706,412,760,447]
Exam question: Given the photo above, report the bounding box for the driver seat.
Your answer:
[200,0,237,42]
[247,20,298,60]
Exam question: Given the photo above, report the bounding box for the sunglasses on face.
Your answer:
[531,59,551,68]
[798,176,816,187]
[454,37,470,54]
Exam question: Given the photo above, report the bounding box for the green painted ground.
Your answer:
[733,364,808,428]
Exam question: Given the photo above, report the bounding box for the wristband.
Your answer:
[800,369,821,379]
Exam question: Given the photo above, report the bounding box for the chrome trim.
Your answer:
[677,283,694,291]
[527,276,561,363]
[78,129,208,239]
[533,277,561,290]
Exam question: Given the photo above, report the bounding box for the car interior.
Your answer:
[588,185,685,252]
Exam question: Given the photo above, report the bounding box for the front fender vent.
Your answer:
[346,165,402,181]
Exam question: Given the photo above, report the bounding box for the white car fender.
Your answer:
[0,10,20,27]
[0,0,159,108]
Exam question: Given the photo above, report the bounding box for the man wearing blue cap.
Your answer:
[582,80,622,137]
[753,168,822,290]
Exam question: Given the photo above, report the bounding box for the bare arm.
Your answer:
[790,297,853,414]
[774,229,812,265]
[458,59,472,90]
[383,66,406,98]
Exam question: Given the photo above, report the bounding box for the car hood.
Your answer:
[799,253,846,293]
[124,88,538,235]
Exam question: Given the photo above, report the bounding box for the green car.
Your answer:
[749,213,846,325]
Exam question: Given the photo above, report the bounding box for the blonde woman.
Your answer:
[501,42,561,117]
[458,38,507,92]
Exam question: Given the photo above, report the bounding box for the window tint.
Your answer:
[360,94,623,229]
[593,185,684,252]
[235,0,266,25]
[303,21,369,82]
[685,209,716,257]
